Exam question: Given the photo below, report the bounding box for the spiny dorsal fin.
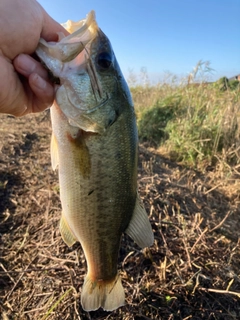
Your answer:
[125,192,154,248]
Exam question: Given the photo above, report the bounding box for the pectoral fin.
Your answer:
[125,193,154,248]
[50,133,59,170]
[60,215,77,247]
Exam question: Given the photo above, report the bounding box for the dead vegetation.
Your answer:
[0,112,240,320]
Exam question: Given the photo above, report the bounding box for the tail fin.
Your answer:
[81,273,125,311]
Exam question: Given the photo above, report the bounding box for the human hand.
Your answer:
[0,0,68,116]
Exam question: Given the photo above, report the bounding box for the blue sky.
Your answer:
[38,0,240,83]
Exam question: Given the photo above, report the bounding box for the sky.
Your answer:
[37,0,240,83]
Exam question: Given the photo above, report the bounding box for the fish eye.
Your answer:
[97,52,113,69]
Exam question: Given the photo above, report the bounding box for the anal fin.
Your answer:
[60,214,77,247]
[125,192,154,248]
[50,133,59,170]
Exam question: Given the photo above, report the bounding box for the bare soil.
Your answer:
[0,112,240,320]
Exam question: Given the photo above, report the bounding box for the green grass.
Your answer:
[131,62,240,170]
[40,288,74,320]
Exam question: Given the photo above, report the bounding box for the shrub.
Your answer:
[138,95,181,145]
[131,64,240,169]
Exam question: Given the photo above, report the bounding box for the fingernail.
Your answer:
[32,74,47,90]
[18,54,36,74]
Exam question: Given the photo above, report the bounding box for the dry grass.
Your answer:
[133,62,240,171]
[0,112,240,319]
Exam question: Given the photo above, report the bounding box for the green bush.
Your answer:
[133,83,240,169]
[131,61,240,170]
[214,77,240,91]
[229,80,240,90]
[138,95,181,145]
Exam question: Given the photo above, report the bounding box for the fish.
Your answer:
[36,11,154,311]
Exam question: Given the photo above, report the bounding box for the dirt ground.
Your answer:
[0,111,240,320]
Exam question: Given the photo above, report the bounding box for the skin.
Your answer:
[0,0,69,116]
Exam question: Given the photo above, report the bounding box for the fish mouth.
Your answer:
[59,11,99,62]
[36,11,99,72]
[36,11,114,133]
[60,12,113,114]
[61,10,98,35]
[37,11,110,115]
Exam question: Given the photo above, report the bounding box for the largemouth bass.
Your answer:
[36,11,153,311]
